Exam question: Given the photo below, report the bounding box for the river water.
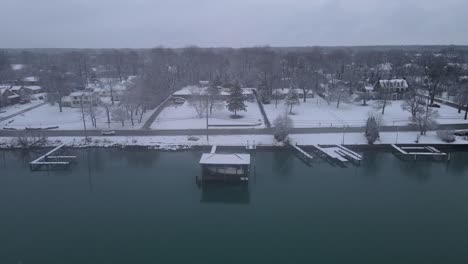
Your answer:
[1,148,468,264]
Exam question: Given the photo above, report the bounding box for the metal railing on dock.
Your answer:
[30,144,77,171]
[391,144,450,161]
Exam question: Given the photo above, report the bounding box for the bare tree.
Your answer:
[112,106,127,127]
[401,90,424,121]
[84,104,101,128]
[422,57,447,104]
[416,107,439,135]
[189,87,208,118]
[285,88,300,114]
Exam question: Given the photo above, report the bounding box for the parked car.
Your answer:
[19,99,30,104]
[172,97,186,104]
[428,103,441,108]
[101,130,116,136]
[454,130,468,137]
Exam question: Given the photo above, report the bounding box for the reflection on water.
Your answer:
[2,149,468,264]
[200,184,250,204]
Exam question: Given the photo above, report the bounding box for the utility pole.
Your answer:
[206,95,209,143]
[80,95,88,141]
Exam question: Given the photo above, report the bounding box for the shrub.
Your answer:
[437,130,456,143]
[273,113,293,142]
[365,116,380,144]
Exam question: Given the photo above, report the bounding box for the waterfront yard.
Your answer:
[0,103,156,130]
[264,97,468,128]
[151,100,265,130]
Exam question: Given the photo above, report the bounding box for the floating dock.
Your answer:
[29,144,77,171]
[311,145,362,166]
[286,142,314,166]
[391,144,449,161]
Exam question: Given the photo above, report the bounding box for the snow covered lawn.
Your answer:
[151,101,265,130]
[1,131,466,149]
[0,100,44,119]
[1,104,157,130]
[264,97,468,128]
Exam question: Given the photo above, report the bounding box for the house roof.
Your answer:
[23,85,42,91]
[200,153,251,165]
[10,86,22,91]
[379,79,408,88]
[23,76,39,82]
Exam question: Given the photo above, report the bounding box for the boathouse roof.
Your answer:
[199,153,250,165]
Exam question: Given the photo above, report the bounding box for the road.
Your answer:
[2,123,468,137]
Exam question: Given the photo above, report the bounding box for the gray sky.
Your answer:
[1,0,467,48]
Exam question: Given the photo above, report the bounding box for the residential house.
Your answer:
[272,88,314,100]
[0,87,20,106]
[21,76,40,86]
[68,91,99,108]
[374,79,409,100]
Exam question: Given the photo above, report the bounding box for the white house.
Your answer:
[67,91,99,108]
[374,79,409,100]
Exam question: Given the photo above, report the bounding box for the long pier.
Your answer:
[30,144,77,171]
[288,143,314,164]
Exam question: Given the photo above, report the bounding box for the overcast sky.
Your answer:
[1,0,467,48]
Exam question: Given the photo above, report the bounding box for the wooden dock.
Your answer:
[30,144,77,171]
[391,144,449,161]
[311,145,362,166]
[288,143,314,165]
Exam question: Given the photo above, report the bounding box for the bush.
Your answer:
[273,113,293,142]
[365,116,380,144]
[437,130,456,143]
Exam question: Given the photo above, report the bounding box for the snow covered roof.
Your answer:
[379,79,408,88]
[273,88,313,95]
[70,91,95,97]
[61,96,72,102]
[8,94,20,99]
[23,76,39,82]
[200,153,251,165]
[377,63,392,71]
[11,64,24,70]
[23,86,42,91]
[10,86,22,91]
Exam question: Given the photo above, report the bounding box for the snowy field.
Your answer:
[151,101,265,130]
[264,97,468,128]
[0,100,44,119]
[0,104,156,130]
[1,131,465,149]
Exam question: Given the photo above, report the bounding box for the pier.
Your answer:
[288,142,314,165]
[29,144,77,171]
[311,144,362,166]
[391,144,449,161]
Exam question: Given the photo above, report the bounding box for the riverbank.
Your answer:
[1,130,468,150]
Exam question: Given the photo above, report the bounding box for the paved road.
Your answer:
[2,123,468,137]
[0,102,46,122]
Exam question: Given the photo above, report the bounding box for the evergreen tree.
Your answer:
[285,88,300,114]
[365,116,380,144]
[226,83,246,118]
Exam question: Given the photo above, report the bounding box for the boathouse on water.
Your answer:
[199,146,250,182]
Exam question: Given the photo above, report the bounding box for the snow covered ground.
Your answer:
[1,131,466,149]
[0,100,44,119]
[1,104,157,130]
[264,97,468,128]
[151,101,265,130]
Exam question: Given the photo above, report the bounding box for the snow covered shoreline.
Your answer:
[1,131,468,150]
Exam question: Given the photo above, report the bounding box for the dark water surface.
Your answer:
[1,149,468,264]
